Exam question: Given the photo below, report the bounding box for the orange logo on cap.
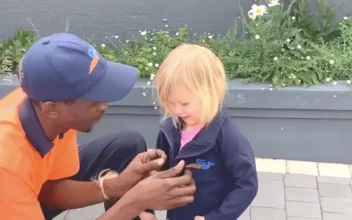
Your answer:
[89,56,99,74]
[88,47,99,74]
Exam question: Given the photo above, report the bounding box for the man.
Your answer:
[0,33,195,220]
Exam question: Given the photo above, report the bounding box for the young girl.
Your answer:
[153,43,258,220]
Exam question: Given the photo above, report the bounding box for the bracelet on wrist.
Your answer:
[93,169,119,200]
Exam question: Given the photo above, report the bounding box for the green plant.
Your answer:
[0,28,37,74]
[0,0,351,89]
[215,0,352,88]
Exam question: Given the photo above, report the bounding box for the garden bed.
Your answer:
[1,0,352,163]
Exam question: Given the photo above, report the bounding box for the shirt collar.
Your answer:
[19,98,64,158]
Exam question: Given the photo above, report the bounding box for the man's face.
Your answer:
[51,99,108,132]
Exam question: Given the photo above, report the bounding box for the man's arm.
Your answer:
[0,168,46,220]
[97,161,196,220]
[39,149,168,210]
[38,174,129,210]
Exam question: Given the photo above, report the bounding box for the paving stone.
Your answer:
[53,211,68,220]
[258,171,284,180]
[251,207,286,220]
[65,203,104,220]
[284,174,317,188]
[287,218,319,220]
[256,158,286,174]
[285,187,319,203]
[318,163,351,178]
[287,160,318,176]
[318,182,352,199]
[286,201,321,219]
[251,177,285,209]
[156,211,166,220]
[322,212,352,220]
[238,215,250,220]
[242,206,250,215]
[317,176,351,184]
[320,197,352,215]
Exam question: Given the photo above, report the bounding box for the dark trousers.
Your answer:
[41,130,147,220]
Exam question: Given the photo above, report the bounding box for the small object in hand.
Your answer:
[185,163,202,169]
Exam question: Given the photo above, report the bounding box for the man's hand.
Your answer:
[125,160,196,211]
[105,149,167,198]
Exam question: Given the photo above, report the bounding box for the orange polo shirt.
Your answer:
[0,88,80,220]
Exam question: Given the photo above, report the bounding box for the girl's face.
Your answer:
[167,87,202,129]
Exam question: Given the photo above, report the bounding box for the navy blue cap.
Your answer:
[18,33,138,102]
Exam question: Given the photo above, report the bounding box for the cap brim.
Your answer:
[80,61,138,102]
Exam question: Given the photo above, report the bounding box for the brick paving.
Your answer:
[54,172,352,220]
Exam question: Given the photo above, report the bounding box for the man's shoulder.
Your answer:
[0,87,26,109]
[0,124,34,180]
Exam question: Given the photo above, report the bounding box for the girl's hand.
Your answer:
[194,216,205,220]
[139,211,158,220]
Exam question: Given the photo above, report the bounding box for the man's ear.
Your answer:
[40,101,59,119]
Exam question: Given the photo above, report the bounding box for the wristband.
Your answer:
[93,169,119,200]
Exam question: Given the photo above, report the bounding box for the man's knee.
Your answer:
[109,130,147,155]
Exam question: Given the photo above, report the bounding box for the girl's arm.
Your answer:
[204,119,258,220]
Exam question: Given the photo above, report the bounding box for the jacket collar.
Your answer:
[160,105,228,158]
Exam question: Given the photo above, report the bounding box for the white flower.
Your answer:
[176,32,179,36]
[333,81,337,85]
[269,88,273,91]
[306,56,311,60]
[141,31,147,36]
[287,39,291,43]
[274,57,278,61]
[297,45,302,49]
[292,16,296,20]
[255,35,260,39]
[165,24,169,27]
[329,60,335,65]
[148,63,153,67]
[101,44,106,48]
[347,80,351,84]
[155,63,159,68]
[208,35,213,39]
[248,4,268,20]
[153,52,157,56]
[114,35,119,39]
[163,18,167,21]
[142,92,146,96]
[147,81,151,85]
[344,17,348,20]
[326,77,331,82]
[268,0,280,7]
[153,47,157,50]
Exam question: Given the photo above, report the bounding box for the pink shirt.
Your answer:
[180,127,202,150]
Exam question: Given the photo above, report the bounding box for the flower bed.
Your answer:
[0,0,352,163]
[1,0,351,89]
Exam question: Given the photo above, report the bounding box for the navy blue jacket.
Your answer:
[156,107,258,220]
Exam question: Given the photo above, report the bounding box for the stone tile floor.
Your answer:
[54,158,352,220]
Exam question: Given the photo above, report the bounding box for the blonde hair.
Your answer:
[154,43,227,127]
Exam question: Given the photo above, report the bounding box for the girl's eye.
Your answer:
[181,102,189,106]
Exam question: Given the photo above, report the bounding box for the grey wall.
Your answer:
[2,76,352,164]
[0,0,350,43]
